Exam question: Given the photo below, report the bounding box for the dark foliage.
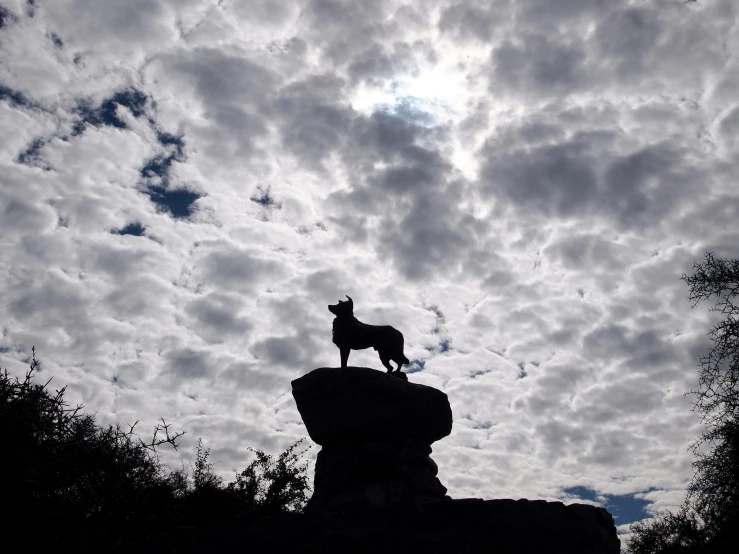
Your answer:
[628,507,706,554]
[227,440,311,515]
[628,253,739,553]
[683,253,739,426]
[1,348,311,552]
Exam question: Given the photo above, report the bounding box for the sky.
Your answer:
[1,0,738,541]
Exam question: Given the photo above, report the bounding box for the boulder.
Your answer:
[291,367,452,446]
[291,367,453,512]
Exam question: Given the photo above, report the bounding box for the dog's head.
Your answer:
[328,295,354,318]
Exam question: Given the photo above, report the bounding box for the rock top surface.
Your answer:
[291,367,452,446]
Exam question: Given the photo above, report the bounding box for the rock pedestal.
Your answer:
[291,367,452,512]
[284,366,620,553]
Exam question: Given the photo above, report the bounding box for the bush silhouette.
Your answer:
[628,253,739,553]
[1,348,310,552]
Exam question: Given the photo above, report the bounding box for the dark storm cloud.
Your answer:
[480,113,705,228]
[516,0,623,28]
[576,376,664,425]
[302,0,393,66]
[270,73,354,170]
[251,336,304,367]
[481,135,599,218]
[321,102,487,280]
[537,418,589,458]
[0,187,57,237]
[304,268,353,304]
[44,0,174,53]
[583,324,675,371]
[165,347,214,380]
[49,31,63,49]
[86,241,154,279]
[193,242,287,293]
[592,7,662,82]
[491,33,589,97]
[601,143,699,228]
[183,292,252,344]
[350,109,434,165]
[218,361,284,393]
[0,84,34,110]
[102,275,171,321]
[151,47,278,161]
[368,146,448,194]
[377,187,485,281]
[438,1,501,43]
[0,4,16,29]
[347,42,416,85]
[545,234,628,271]
[164,48,277,106]
[250,325,324,370]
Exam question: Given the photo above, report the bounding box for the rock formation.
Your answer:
[291,366,451,511]
[173,498,621,554]
[287,366,621,553]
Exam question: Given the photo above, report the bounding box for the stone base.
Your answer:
[169,498,621,554]
[292,367,454,512]
[308,437,448,512]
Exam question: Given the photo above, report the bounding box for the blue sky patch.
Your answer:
[0,85,31,109]
[146,186,201,219]
[0,6,14,29]
[49,32,63,48]
[563,486,654,525]
[250,185,281,209]
[113,222,145,237]
[73,88,148,134]
[16,137,49,168]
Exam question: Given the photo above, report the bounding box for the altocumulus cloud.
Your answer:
[1,0,738,540]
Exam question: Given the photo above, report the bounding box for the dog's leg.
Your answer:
[380,355,394,373]
[340,347,350,368]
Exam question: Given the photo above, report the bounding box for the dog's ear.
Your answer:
[346,295,353,308]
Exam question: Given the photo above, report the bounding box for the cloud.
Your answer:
[491,33,589,98]
[183,291,252,344]
[2,0,739,538]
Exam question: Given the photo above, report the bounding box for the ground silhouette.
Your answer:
[1,350,310,553]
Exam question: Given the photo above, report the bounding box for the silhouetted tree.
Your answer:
[1,348,311,552]
[227,439,311,515]
[629,253,739,553]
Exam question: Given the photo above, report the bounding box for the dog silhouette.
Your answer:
[328,296,409,372]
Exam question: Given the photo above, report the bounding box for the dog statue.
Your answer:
[328,296,409,372]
